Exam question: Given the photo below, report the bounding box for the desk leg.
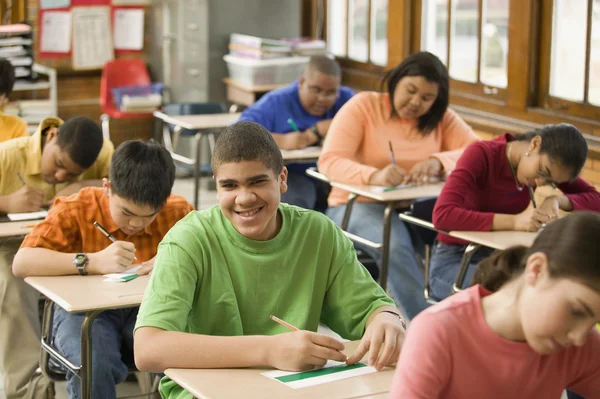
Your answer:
[451,243,481,294]
[379,203,395,291]
[80,310,102,399]
[172,125,182,152]
[341,193,358,231]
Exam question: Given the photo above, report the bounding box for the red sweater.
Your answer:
[433,134,600,245]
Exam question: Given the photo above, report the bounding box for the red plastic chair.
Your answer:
[99,59,155,140]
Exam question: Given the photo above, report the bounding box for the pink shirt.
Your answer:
[318,92,480,207]
[390,285,600,399]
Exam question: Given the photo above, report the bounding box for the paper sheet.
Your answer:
[40,11,72,53]
[7,210,48,221]
[262,361,376,389]
[72,7,113,70]
[113,9,144,50]
[40,0,70,9]
[103,265,142,282]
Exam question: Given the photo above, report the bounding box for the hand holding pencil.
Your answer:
[4,173,44,213]
[268,315,347,371]
[86,221,138,274]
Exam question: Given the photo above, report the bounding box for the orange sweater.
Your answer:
[318,92,480,206]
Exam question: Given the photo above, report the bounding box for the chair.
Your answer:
[160,102,228,209]
[99,59,155,141]
[401,196,439,305]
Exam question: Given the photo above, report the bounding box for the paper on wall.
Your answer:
[72,7,113,70]
[113,9,144,51]
[40,11,72,53]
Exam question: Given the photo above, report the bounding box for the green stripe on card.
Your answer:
[275,363,367,383]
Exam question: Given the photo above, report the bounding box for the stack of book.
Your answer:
[283,38,328,57]
[0,24,34,81]
[229,33,292,60]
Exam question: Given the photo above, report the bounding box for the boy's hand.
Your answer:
[368,165,407,187]
[7,185,44,213]
[282,132,310,150]
[88,241,136,274]
[268,330,347,371]
[346,311,405,371]
[137,256,155,276]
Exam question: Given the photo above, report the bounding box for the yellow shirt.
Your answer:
[0,111,28,143]
[0,117,114,201]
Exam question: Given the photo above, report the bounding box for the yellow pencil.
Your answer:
[269,315,299,331]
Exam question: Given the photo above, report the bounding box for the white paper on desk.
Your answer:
[103,265,142,282]
[285,146,320,154]
[262,361,376,389]
[40,11,72,53]
[7,210,48,221]
[113,9,144,50]
[72,7,114,70]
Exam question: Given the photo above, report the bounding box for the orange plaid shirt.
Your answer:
[21,187,194,263]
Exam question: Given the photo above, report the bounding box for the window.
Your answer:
[544,0,600,117]
[421,0,509,95]
[326,0,388,66]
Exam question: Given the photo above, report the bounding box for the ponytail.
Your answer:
[472,246,528,292]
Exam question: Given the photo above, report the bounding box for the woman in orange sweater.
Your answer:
[318,52,479,319]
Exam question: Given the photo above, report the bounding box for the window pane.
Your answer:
[589,0,600,105]
[370,0,388,66]
[480,0,509,88]
[327,0,347,57]
[449,0,479,83]
[348,0,369,62]
[550,0,588,102]
[421,0,448,65]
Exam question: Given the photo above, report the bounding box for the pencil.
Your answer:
[528,186,537,208]
[287,118,300,132]
[388,141,396,165]
[269,315,299,331]
[93,221,138,261]
[17,172,25,186]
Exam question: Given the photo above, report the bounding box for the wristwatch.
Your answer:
[73,253,88,275]
[310,125,324,145]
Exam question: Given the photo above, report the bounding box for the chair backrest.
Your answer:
[100,59,151,112]
[409,196,438,246]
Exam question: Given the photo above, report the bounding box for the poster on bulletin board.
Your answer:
[71,6,114,70]
[113,8,144,51]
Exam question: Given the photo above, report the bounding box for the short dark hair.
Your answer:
[381,51,449,135]
[0,58,16,97]
[56,117,104,169]
[473,211,600,293]
[305,56,341,77]
[514,123,588,179]
[109,140,176,210]
[211,121,283,175]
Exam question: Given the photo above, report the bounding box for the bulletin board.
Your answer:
[36,0,149,70]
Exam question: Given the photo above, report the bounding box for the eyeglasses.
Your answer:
[536,154,558,189]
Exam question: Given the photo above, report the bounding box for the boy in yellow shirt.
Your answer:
[0,116,113,398]
[0,58,28,142]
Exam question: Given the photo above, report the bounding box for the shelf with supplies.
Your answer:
[8,64,57,133]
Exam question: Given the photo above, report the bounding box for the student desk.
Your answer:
[447,230,538,294]
[223,78,285,109]
[305,171,443,291]
[164,340,394,399]
[153,111,241,209]
[280,146,322,163]
[25,275,150,399]
[0,221,36,238]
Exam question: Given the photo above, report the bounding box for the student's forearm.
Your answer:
[0,195,10,213]
[365,305,404,328]
[13,248,81,277]
[134,327,271,372]
[552,194,574,212]
[492,213,516,230]
[271,133,289,149]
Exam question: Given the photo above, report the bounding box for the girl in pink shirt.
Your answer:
[390,212,600,399]
[318,52,479,320]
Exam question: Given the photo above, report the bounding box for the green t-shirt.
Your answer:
[135,203,394,399]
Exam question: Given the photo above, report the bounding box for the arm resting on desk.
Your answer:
[134,327,272,372]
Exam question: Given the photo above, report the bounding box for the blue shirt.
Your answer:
[238,80,354,173]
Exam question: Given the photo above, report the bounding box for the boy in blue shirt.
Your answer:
[134,121,404,399]
[238,56,354,211]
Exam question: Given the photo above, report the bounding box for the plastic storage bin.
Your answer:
[223,55,310,86]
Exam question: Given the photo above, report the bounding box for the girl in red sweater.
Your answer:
[430,124,600,301]
[391,212,600,399]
